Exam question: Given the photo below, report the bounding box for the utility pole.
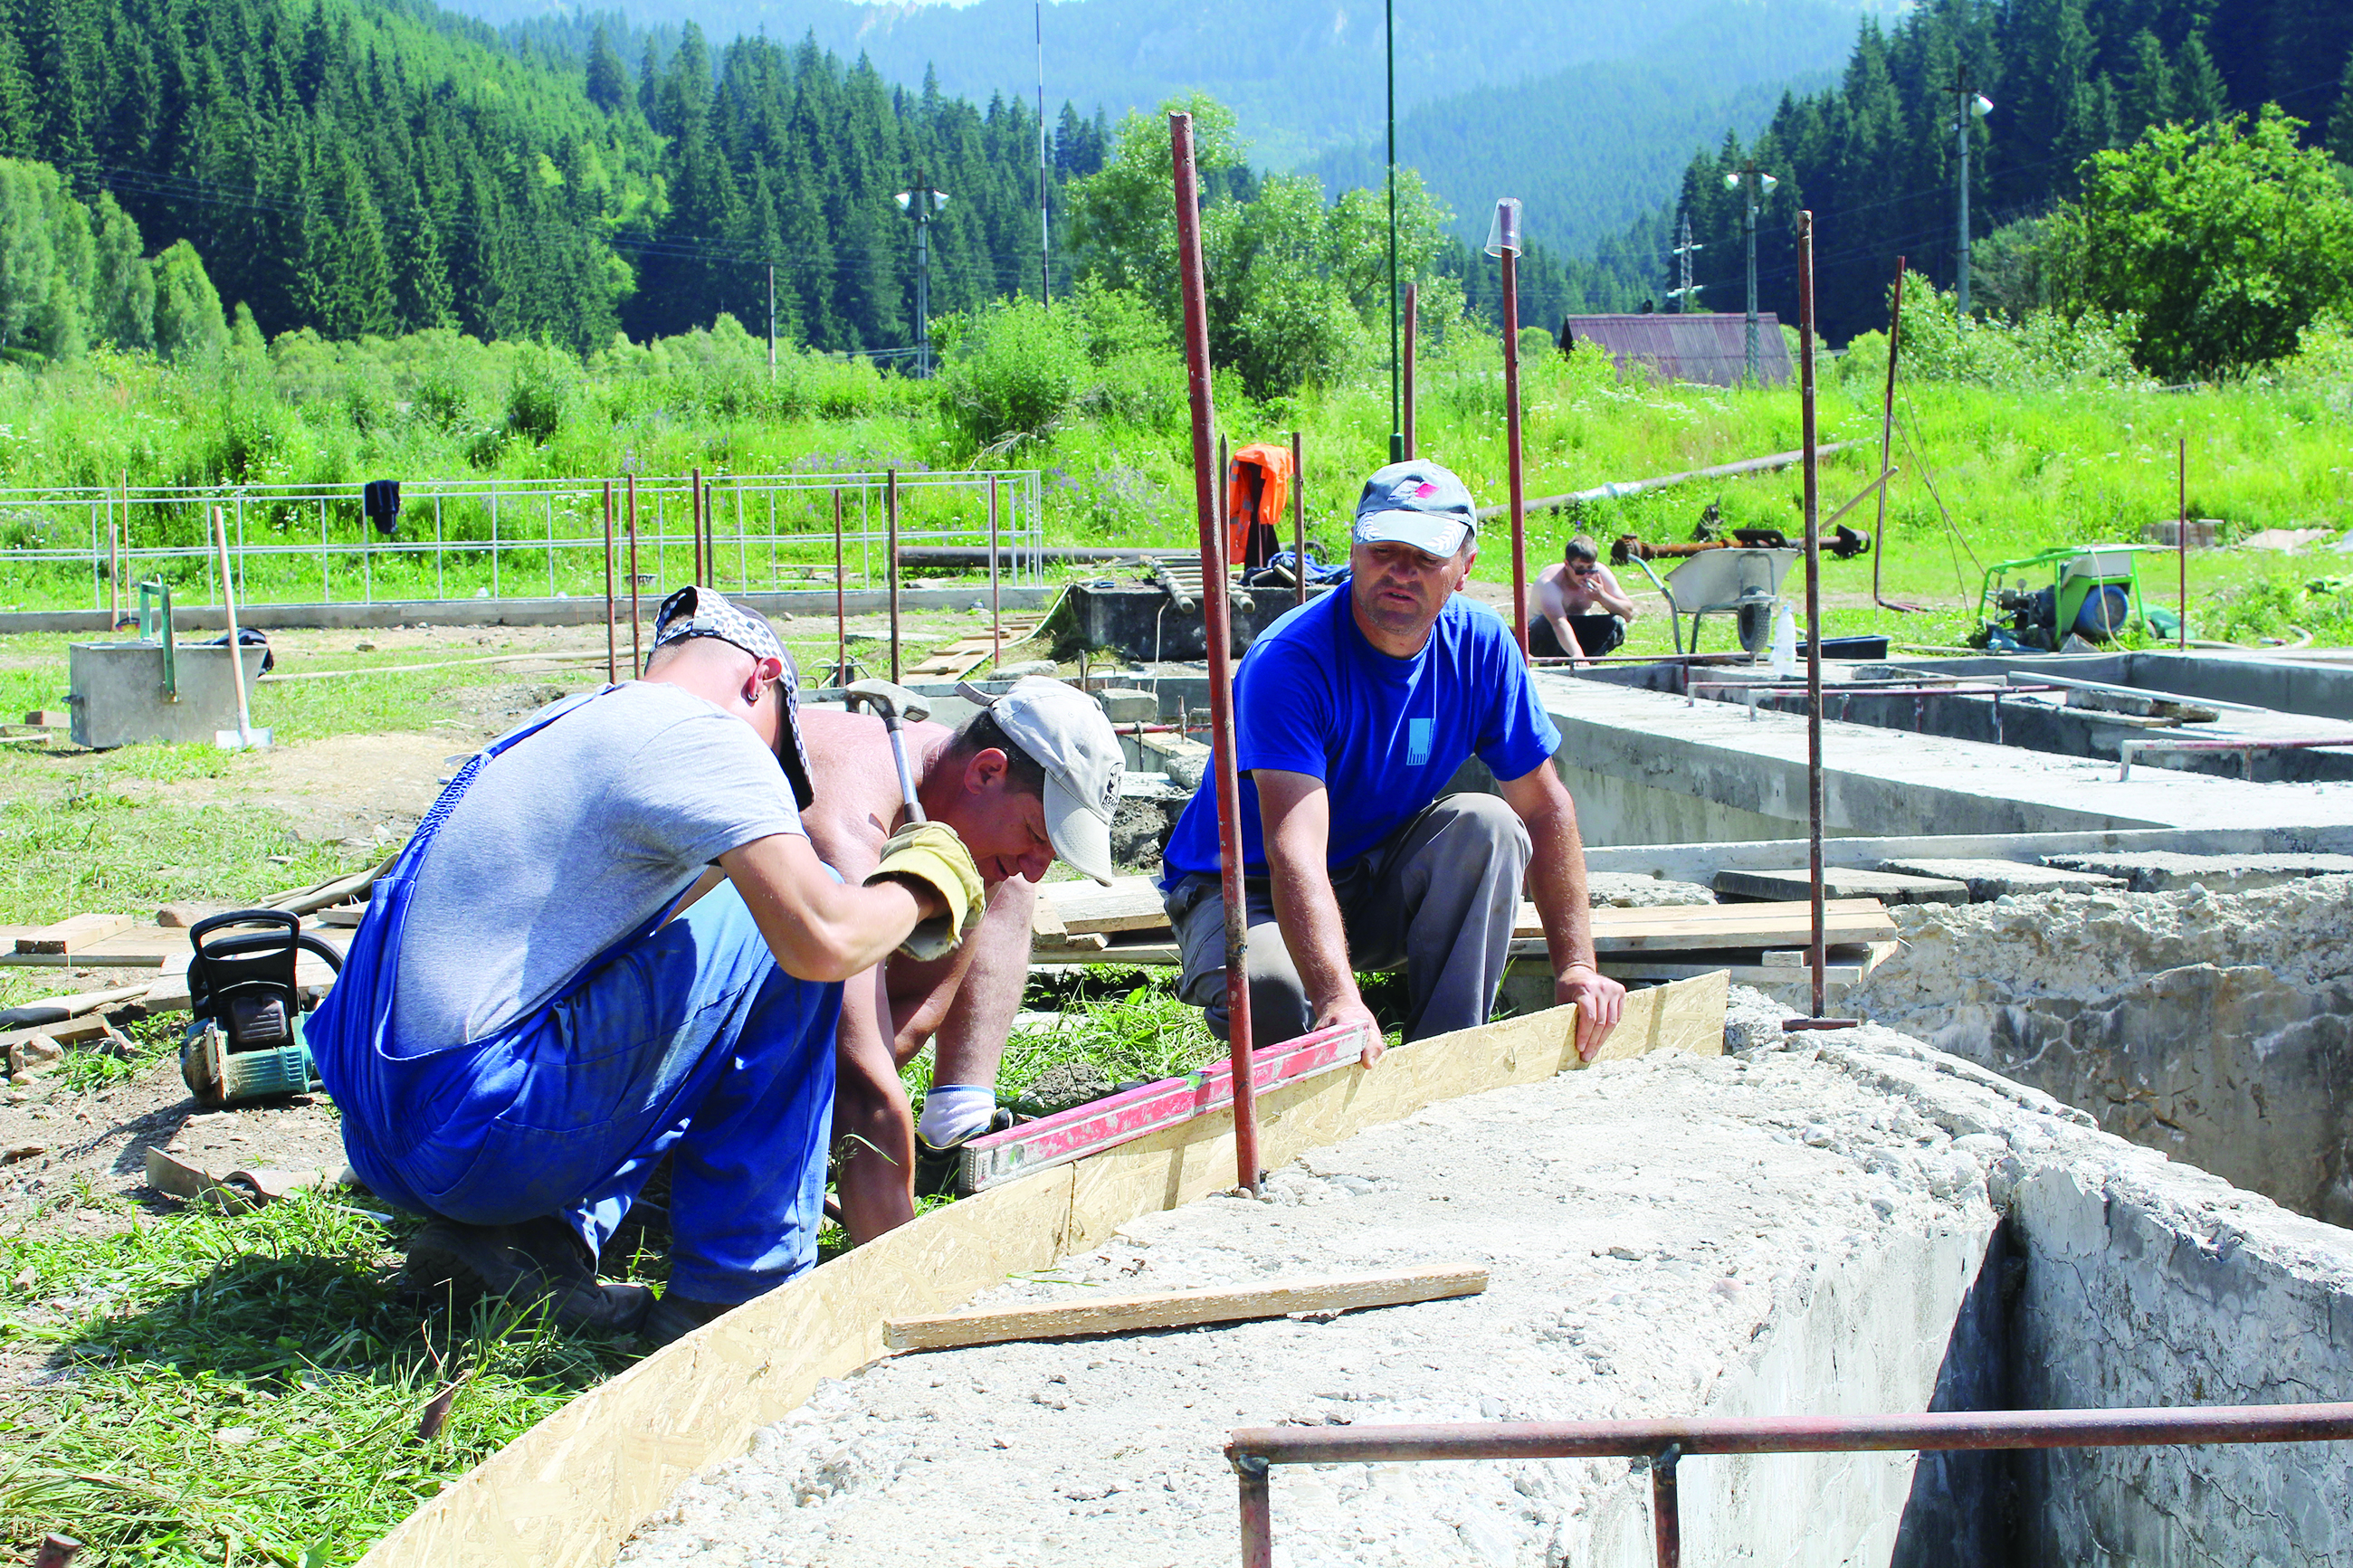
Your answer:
[895,171,948,377]
[1723,159,1777,383]
[766,263,776,383]
[1667,214,1703,313]
[1948,75,1994,322]
[1036,2,1050,304]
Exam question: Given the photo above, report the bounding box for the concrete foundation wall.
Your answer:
[1834,878,2353,1225]
[1818,1030,2353,1568]
[1557,759,1842,846]
[1669,1210,2006,1568]
[2005,1155,2353,1566]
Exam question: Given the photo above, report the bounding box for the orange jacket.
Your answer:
[1225,442,1293,565]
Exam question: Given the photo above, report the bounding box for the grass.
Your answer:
[0,1189,643,1567]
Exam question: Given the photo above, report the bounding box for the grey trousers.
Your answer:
[1165,792,1532,1048]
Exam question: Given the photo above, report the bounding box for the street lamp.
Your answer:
[1949,84,1994,321]
[895,172,950,377]
[1723,160,1778,383]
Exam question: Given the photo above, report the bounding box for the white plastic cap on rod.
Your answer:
[1971,93,1995,116]
[1485,197,1522,259]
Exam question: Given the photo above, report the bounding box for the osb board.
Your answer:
[357,971,1726,1568]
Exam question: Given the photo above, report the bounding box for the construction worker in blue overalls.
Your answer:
[308,587,984,1346]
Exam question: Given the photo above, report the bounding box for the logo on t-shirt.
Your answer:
[1408,717,1433,766]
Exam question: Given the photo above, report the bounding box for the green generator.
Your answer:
[1977,546,2155,651]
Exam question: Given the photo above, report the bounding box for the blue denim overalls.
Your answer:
[310,689,842,1305]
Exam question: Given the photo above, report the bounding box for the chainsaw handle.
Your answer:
[186,910,348,975]
[189,908,299,955]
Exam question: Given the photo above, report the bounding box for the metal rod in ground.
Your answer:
[886,468,901,685]
[1291,430,1306,606]
[625,474,642,672]
[603,480,616,683]
[1873,258,1905,613]
[1236,1458,1272,1568]
[108,522,119,626]
[988,475,1002,671]
[1797,208,1825,1019]
[1500,233,1529,663]
[691,466,704,584]
[834,488,847,684]
[1403,280,1417,460]
[1651,1443,1681,1568]
[1171,108,1261,1198]
[2178,436,2188,651]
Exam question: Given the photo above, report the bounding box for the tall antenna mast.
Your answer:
[1669,214,1702,313]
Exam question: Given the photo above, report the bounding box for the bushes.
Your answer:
[934,284,1186,460]
[1838,271,2143,392]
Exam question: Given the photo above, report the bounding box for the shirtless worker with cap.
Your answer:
[799,677,1125,1231]
[307,585,985,1347]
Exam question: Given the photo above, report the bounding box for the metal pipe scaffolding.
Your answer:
[1228,1402,2353,1568]
[1171,109,1262,1197]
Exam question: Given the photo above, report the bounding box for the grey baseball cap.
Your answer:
[1352,461,1480,559]
[961,677,1123,885]
[651,584,815,810]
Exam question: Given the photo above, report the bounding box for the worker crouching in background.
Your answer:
[308,587,982,1347]
[1159,461,1626,1062]
[1529,534,1640,664]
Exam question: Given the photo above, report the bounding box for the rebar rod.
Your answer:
[625,475,642,672]
[1501,245,1528,663]
[1172,109,1261,1198]
[1291,430,1306,606]
[1798,208,1825,1020]
[834,488,847,685]
[603,480,616,683]
[887,468,901,685]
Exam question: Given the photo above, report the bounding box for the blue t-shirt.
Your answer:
[1160,584,1562,883]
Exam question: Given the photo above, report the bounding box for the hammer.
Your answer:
[845,679,931,822]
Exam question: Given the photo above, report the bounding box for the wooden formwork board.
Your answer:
[356,971,1728,1568]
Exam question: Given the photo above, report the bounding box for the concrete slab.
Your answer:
[1714,866,1968,906]
[1874,857,2126,900]
[1534,673,2353,847]
[2039,850,2353,892]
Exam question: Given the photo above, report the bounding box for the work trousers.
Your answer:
[340,882,840,1307]
[1529,613,1626,659]
[1165,792,1531,1048]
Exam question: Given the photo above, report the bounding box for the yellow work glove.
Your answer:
[865,820,985,961]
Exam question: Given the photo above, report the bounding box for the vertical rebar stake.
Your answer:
[887,468,901,684]
[603,480,617,684]
[1291,430,1306,606]
[834,488,848,686]
[1797,209,1826,1020]
[1172,109,1261,1198]
[1873,258,1904,612]
[1651,1444,1682,1568]
[1235,1455,1273,1568]
[1403,281,1418,460]
[2177,437,2188,651]
[1500,243,1528,664]
[989,475,1003,673]
[626,474,642,673]
[691,466,705,584]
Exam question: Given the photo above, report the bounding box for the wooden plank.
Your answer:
[1714,868,1967,907]
[354,971,1725,1568]
[15,913,137,955]
[883,1264,1488,1352]
[1034,875,1168,937]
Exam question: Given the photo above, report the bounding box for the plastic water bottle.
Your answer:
[1769,603,1799,677]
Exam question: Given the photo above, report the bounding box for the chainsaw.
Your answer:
[181,909,345,1107]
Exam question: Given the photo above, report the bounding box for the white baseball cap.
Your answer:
[966,677,1123,885]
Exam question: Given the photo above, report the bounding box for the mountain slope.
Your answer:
[458,0,1892,169]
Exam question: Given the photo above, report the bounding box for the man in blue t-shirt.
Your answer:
[1160,460,1626,1061]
